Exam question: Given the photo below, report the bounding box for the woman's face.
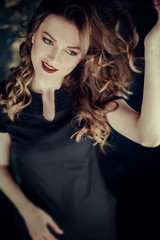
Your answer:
[31,14,82,88]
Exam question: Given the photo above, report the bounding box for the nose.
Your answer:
[47,46,61,65]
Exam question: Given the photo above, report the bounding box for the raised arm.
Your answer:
[107,1,160,147]
[138,0,160,146]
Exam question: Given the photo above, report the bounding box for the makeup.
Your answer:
[41,60,58,74]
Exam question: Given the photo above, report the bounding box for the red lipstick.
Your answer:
[41,61,58,74]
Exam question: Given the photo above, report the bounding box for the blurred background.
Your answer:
[0,0,159,239]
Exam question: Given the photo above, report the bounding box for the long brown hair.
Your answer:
[0,0,141,151]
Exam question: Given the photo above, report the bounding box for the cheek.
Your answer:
[32,44,39,56]
[63,58,81,72]
[31,41,46,73]
[31,38,44,60]
[31,46,38,65]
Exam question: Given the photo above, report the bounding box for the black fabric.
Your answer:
[0,81,7,132]
[0,106,7,132]
[0,81,117,240]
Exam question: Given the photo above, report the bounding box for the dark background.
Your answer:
[0,0,159,239]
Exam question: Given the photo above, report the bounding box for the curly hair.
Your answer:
[0,0,141,151]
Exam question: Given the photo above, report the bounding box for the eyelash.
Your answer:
[42,37,53,45]
[42,37,78,56]
[66,50,78,56]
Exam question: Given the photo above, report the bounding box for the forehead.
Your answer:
[38,14,81,47]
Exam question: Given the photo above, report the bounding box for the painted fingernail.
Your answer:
[59,229,64,234]
[154,0,160,6]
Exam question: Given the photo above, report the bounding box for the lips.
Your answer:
[41,61,58,74]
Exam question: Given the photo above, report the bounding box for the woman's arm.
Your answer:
[0,133,33,211]
[0,132,63,240]
[107,1,160,147]
[137,1,160,146]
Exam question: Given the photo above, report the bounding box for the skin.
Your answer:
[107,0,160,147]
[0,1,160,240]
[31,14,83,121]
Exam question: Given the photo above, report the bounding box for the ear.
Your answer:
[32,35,35,44]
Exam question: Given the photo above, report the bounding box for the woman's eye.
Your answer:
[42,37,53,45]
[66,50,78,56]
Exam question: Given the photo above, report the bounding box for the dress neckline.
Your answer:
[28,87,73,118]
[29,87,64,97]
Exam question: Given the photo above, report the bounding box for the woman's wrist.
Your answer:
[18,200,36,217]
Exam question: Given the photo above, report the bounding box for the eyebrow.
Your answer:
[42,31,81,50]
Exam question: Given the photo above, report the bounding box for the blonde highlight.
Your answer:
[0,0,142,152]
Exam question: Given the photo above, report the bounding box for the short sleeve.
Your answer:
[0,106,7,133]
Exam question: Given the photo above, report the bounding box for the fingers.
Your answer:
[47,218,64,235]
[153,0,160,12]
[30,228,59,240]
[45,231,59,240]
[153,0,160,27]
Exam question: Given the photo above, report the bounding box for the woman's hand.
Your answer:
[20,203,64,240]
[144,0,160,49]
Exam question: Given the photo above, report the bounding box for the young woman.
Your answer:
[0,0,160,240]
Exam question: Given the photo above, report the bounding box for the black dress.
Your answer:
[0,84,117,240]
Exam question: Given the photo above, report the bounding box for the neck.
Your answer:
[30,75,64,94]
